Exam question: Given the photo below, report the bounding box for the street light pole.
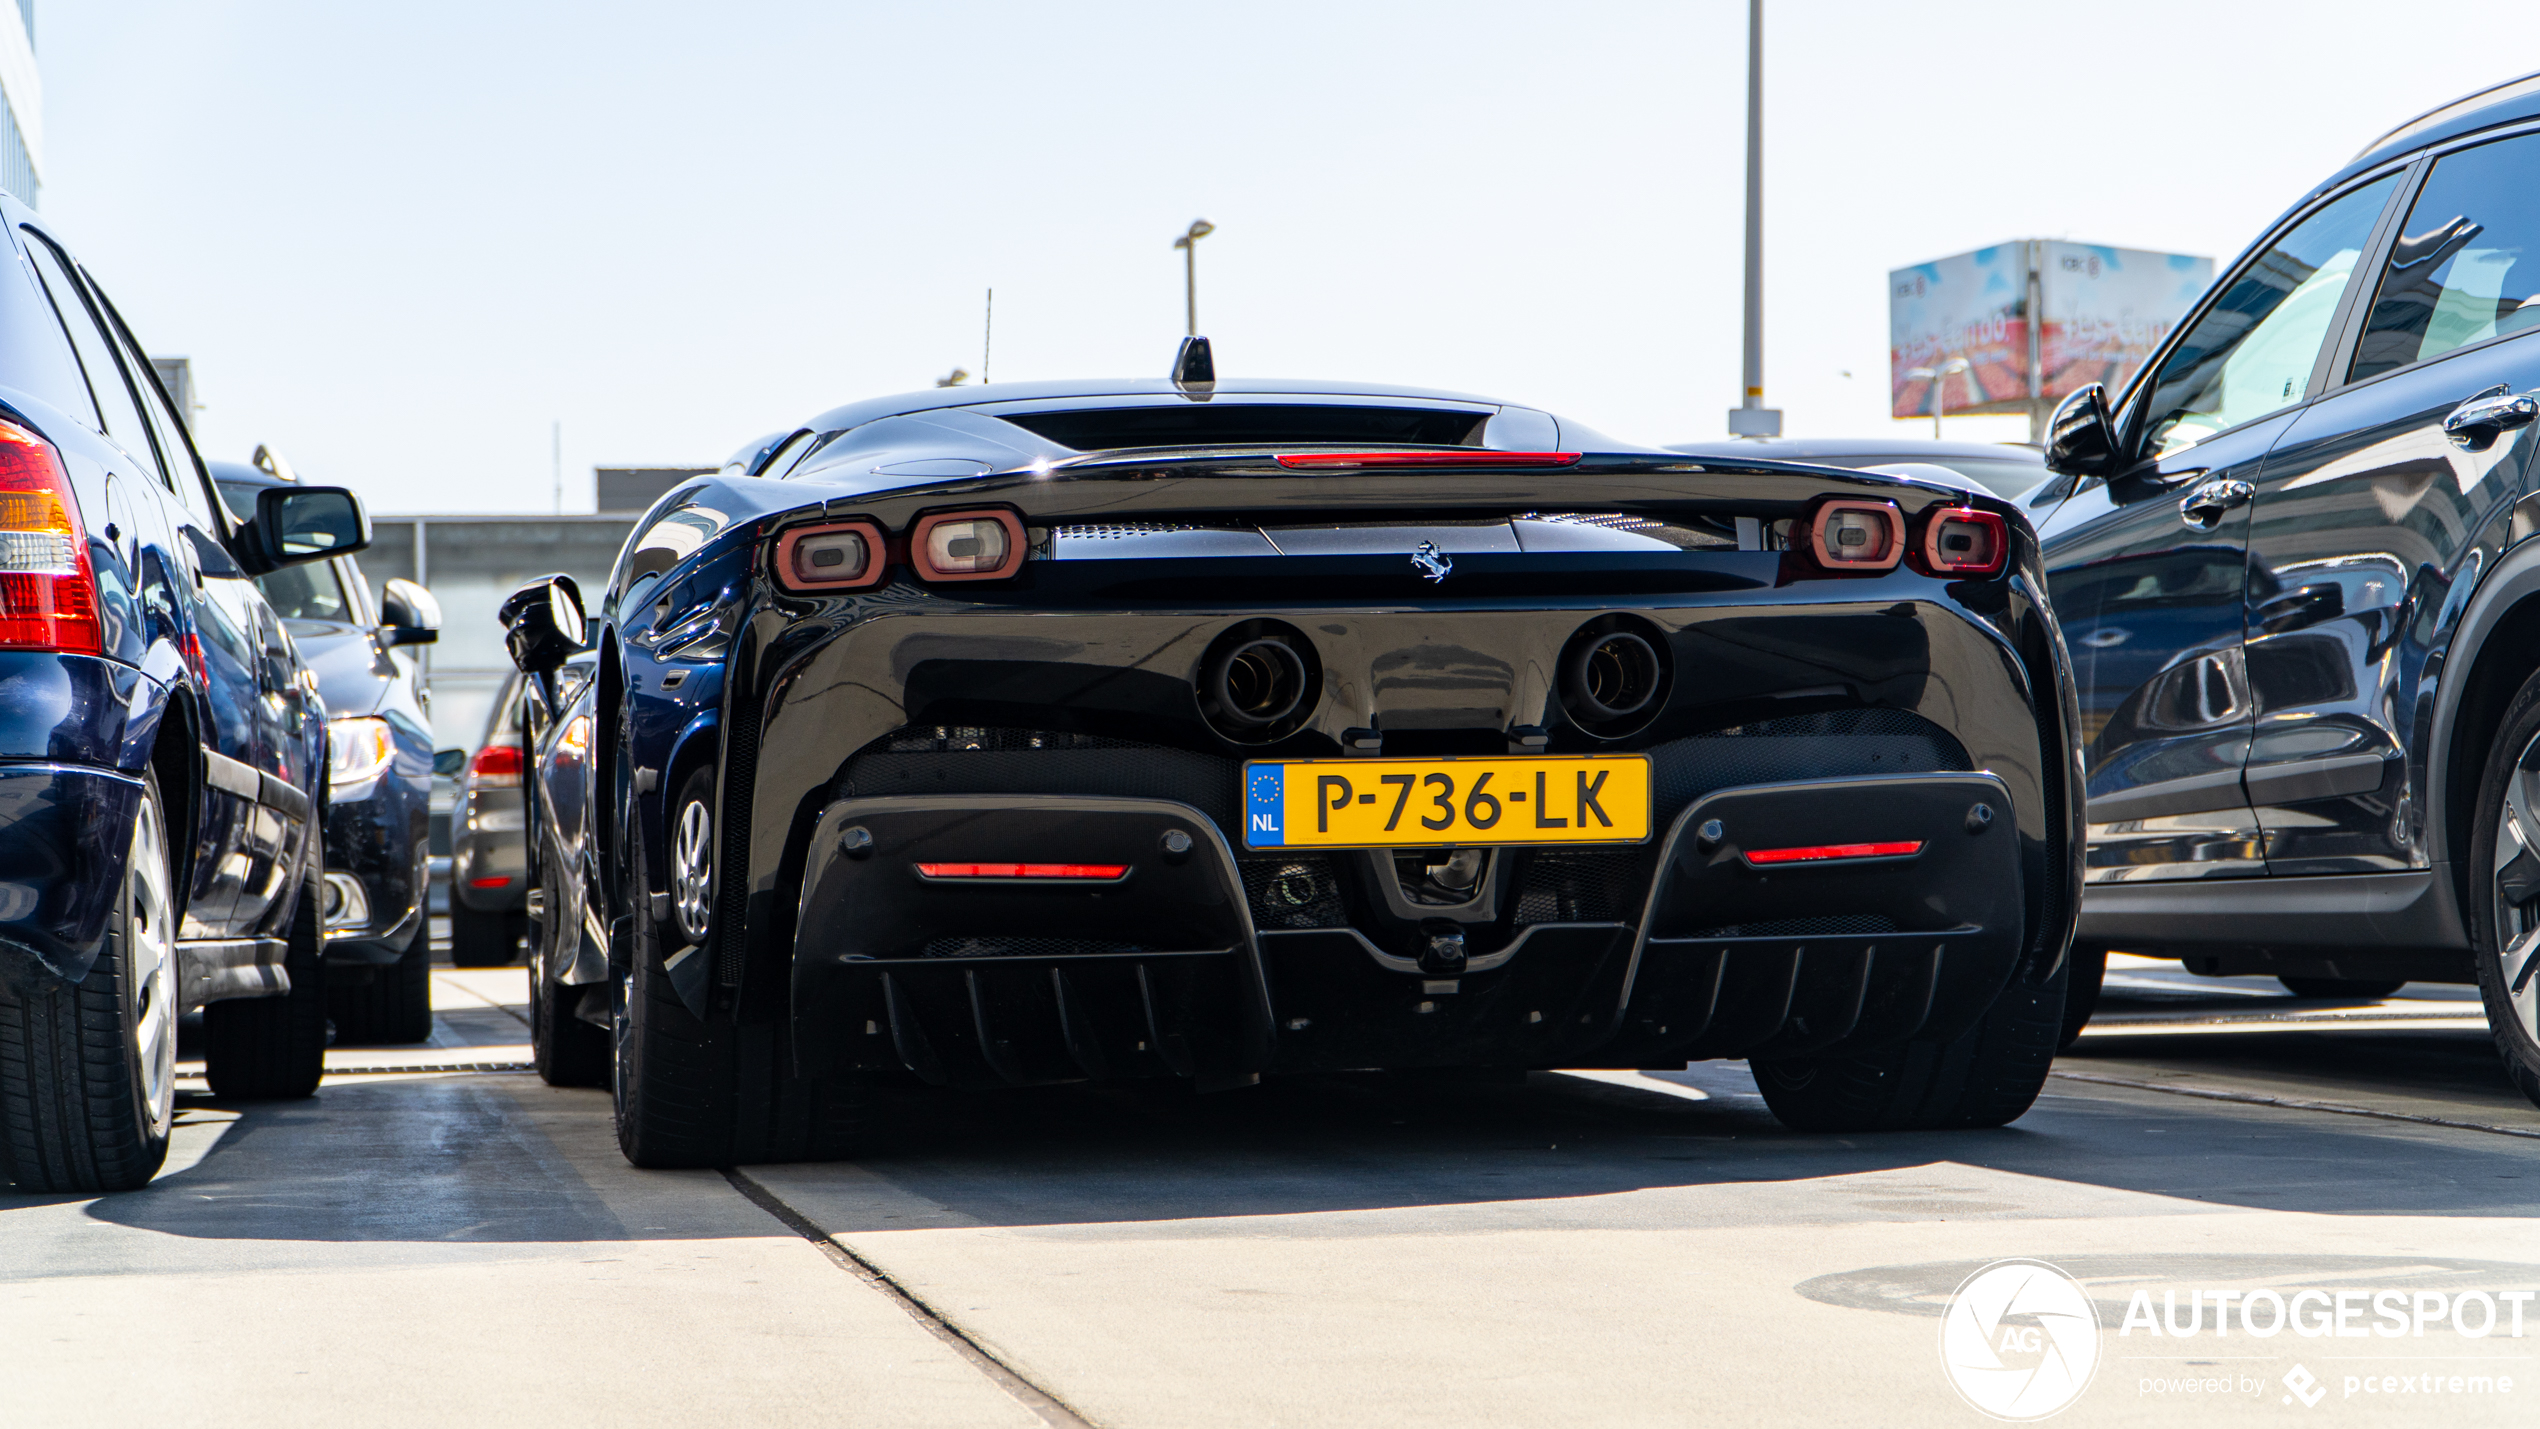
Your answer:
[1904,357,1971,440]
[1728,0,1780,439]
[1172,219,1215,336]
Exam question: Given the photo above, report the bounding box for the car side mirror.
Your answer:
[2045,383,2120,478]
[433,747,468,778]
[499,573,585,677]
[379,577,441,646]
[237,486,372,575]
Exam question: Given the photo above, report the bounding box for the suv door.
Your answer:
[2245,132,2540,875]
[2042,173,2402,883]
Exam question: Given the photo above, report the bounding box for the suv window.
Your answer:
[20,231,163,477]
[2138,176,2397,459]
[2350,133,2540,381]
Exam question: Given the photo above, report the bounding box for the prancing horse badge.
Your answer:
[1411,541,1452,583]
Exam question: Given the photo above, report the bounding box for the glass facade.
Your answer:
[0,2,33,209]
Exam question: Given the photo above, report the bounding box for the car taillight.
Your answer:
[0,417,102,655]
[911,509,1025,581]
[1271,451,1583,469]
[774,518,888,592]
[1920,506,2010,576]
[468,742,523,788]
[913,862,1129,880]
[1807,499,1905,572]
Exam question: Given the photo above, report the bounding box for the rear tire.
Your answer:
[1750,950,2066,1133]
[532,864,607,1087]
[2466,664,2540,1111]
[612,768,865,1167]
[450,899,523,967]
[0,772,178,1192]
[2278,976,2405,1000]
[2058,946,2107,1050]
[203,876,328,1100]
[326,914,433,1045]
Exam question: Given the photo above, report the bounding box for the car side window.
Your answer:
[2349,133,2540,381]
[20,231,163,477]
[2137,176,2397,459]
[95,284,203,509]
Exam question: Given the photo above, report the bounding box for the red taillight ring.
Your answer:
[773,518,890,593]
[910,508,1026,582]
[1919,506,2010,576]
[1807,499,1906,572]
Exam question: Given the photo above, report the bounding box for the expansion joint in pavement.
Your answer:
[719,1167,1098,1429]
[2048,1068,2540,1141]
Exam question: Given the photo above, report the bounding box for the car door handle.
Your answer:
[2443,385,2539,448]
[2177,478,2254,531]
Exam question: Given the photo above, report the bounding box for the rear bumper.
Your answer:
[0,761,144,991]
[789,774,2025,1082]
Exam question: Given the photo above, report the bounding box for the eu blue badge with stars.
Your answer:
[1245,764,1284,846]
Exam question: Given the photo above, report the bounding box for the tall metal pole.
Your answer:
[1184,243,1197,336]
[983,288,994,383]
[551,420,561,516]
[1729,0,1780,438]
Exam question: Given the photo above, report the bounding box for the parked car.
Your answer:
[448,668,533,966]
[1664,438,2049,503]
[2035,73,2540,1098]
[0,199,371,1191]
[512,647,606,1086]
[505,341,2083,1166]
[212,459,439,1041]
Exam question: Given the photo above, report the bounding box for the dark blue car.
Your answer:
[0,200,371,1192]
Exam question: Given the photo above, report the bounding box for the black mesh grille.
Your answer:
[1680,914,1897,938]
[921,936,1147,959]
[1239,856,1348,929]
[1514,849,1645,923]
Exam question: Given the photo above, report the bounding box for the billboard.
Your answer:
[1889,241,2213,420]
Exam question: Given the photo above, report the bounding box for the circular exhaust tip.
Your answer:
[1207,637,1308,729]
[1565,631,1662,721]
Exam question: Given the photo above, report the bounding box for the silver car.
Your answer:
[448,668,531,965]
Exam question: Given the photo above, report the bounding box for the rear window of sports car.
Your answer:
[998,404,1489,451]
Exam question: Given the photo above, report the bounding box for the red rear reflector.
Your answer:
[467,742,524,788]
[0,417,102,655]
[1745,840,1924,866]
[467,875,513,889]
[1272,451,1583,469]
[1920,506,2009,576]
[914,862,1129,880]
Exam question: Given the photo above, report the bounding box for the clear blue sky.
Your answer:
[36,1,2533,512]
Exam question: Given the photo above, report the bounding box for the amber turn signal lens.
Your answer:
[773,519,888,593]
[911,509,1025,581]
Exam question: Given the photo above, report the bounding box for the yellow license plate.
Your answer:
[1241,756,1652,850]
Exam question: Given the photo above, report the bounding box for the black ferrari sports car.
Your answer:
[503,340,2083,1166]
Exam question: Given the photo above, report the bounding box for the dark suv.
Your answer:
[0,200,369,1190]
[2038,73,2540,1105]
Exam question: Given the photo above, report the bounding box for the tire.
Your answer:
[450,899,523,967]
[327,913,433,1045]
[2465,664,2540,1111]
[0,771,179,1192]
[1750,949,2067,1133]
[203,874,328,1100]
[612,767,865,1167]
[2277,976,2405,1000]
[2058,946,2107,1051]
[531,862,607,1087]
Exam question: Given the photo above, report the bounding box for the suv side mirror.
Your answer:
[2045,383,2120,478]
[236,486,372,575]
[379,577,441,646]
[499,574,585,677]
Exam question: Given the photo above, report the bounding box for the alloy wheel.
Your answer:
[2489,731,2540,1045]
[671,796,712,943]
[129,794,177,1138]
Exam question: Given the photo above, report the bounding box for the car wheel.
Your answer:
[2058,946,2107,1051]
[450,899,520,967]
[327,913,433,1045]
[1750,947,2066,1133]
[0,771,178,1191]
[2467,666,2540,1111]
[204,852,329,1100]
[612,767,865,1168]
[2278,976,2405,1000]
[531,862,607,1087]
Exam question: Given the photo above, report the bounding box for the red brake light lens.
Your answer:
[911,509,1025,582]
[467,742,524,788]
[1272,451,1582,469]
[1744,840,1925,866]
[913,862,1128,880]
[1807,499,1906,572]
[0,417,101,655]
[774,519,888,593]
[1920,506,2009,576]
